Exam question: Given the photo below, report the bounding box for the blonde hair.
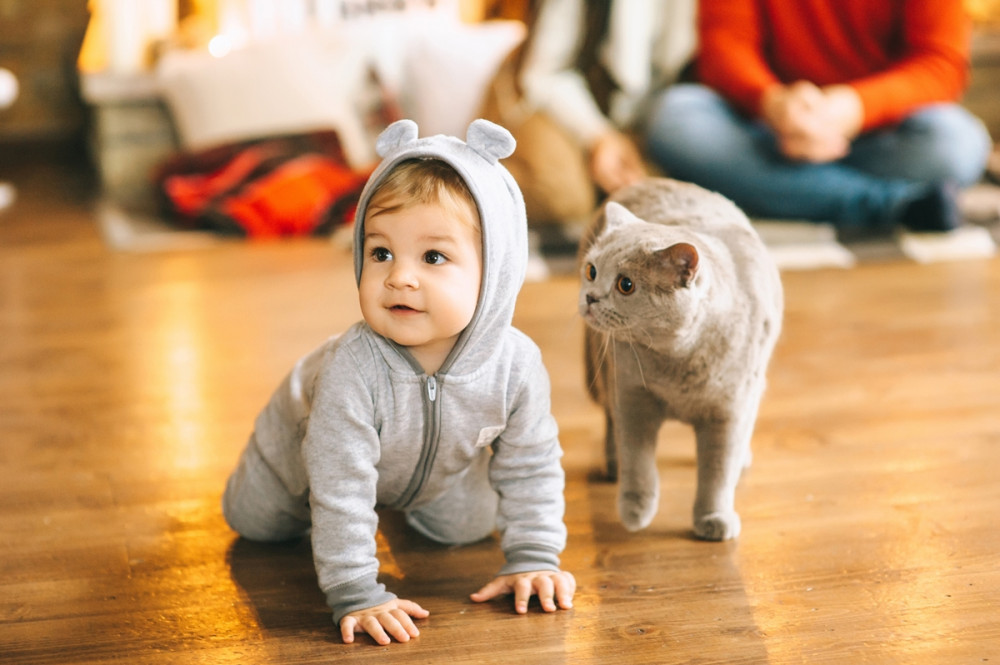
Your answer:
[365,158,480,231]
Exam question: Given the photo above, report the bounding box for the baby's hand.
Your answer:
[340,598,429,645]
[470,570,576,614]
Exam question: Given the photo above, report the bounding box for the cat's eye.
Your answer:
[616,275,635,295]
[584,263,597,281]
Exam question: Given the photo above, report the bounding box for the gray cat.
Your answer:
[578,177,783,540]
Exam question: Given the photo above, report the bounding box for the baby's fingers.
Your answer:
[554,571,576,609]
[513,575,542,614]
[360,615,393,646]
[532,574,557,612]
[340,616,362,644]
[379,610,420,643]
[396,599,430,619]
[470,577,511,603]
[340,601,428,645]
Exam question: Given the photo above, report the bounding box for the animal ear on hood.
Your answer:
[465,118,516,164]
[655,242,700,288]
[376,119,420,158]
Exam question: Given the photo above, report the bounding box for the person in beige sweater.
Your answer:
[481,0,696,228]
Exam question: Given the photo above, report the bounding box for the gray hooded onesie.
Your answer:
[222,119,567,625]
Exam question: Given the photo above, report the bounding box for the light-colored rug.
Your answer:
[98,183,1000,276]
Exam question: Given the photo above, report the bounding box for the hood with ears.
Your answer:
[352,118,529,375]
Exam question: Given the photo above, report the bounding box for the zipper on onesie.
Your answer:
[396,374,441,508]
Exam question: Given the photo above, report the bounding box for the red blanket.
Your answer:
[156,131,372,238]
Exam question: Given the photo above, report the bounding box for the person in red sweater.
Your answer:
[645,0,993,233]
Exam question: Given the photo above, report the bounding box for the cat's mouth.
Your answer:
[580,298,627,333]
[580,303,609,330]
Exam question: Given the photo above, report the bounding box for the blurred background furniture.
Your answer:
[76,0,529,210]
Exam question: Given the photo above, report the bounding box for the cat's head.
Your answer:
[579,201,703,336]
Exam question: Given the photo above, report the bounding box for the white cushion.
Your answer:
[155,12,524,166]
[156,30,374,166]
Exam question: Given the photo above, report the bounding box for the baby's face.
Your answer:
[359,202,482,374]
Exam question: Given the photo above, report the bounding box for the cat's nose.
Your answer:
[586,293,598,305]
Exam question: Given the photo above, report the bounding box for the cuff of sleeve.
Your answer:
[328,578,397,625]
[498,546,561,576]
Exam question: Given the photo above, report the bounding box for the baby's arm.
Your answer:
[483,343,574,613]
[471,570,576,614]
[340,598,430,645]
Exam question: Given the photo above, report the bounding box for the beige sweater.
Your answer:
[519,0,697,146]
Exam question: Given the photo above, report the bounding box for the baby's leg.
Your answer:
[405,450,497,546]
[222,435,311,542]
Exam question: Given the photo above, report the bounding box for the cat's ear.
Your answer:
[655,242,700,287]
[602,201,641,235]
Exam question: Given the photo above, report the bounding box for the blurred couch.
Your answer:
[84,4,525,209]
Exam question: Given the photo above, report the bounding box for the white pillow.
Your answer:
[156,31,375,168]
[400,17,525,137]
[155,12,525,166]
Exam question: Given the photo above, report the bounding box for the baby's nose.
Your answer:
[386,261,418,288]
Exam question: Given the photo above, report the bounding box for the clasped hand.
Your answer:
[590,130,647,194]
[761,81,863,163]
[340,569,576,645]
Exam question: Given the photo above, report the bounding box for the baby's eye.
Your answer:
[584,263,597,281]
[370,247,392,262]
[616,274,635,295]
[423,250,447,265]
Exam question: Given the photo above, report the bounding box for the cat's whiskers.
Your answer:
[620,328,650,391]
[587,330,613,395]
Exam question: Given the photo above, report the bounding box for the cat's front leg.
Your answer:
[691,418,748,541]
[613,389,664,532]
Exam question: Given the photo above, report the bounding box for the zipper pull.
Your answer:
[426,376,437,402]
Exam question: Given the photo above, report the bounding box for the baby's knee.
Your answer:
[222,477,308,542]
[222,486,274,542]
[222,442,310,542]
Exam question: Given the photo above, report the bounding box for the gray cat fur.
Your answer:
[578,177,783,540]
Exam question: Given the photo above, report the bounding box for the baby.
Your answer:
[222,119,575,646]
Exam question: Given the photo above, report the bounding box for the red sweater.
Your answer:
[697,0,972,130]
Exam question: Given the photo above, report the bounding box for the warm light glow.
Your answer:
[122,259,214,472]
[208,34,233,58]
[158,279,210,471]
[78,0,179,73]
[966,0,1000,23]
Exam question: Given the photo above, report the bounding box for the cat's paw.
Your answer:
[693,511,741,541]
[618,490,658,532]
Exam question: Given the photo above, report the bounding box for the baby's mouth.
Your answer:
[390,304,418,313]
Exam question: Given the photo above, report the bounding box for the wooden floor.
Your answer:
[2,147,999,664]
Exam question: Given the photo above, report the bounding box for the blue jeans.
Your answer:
[644,84,993,229]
